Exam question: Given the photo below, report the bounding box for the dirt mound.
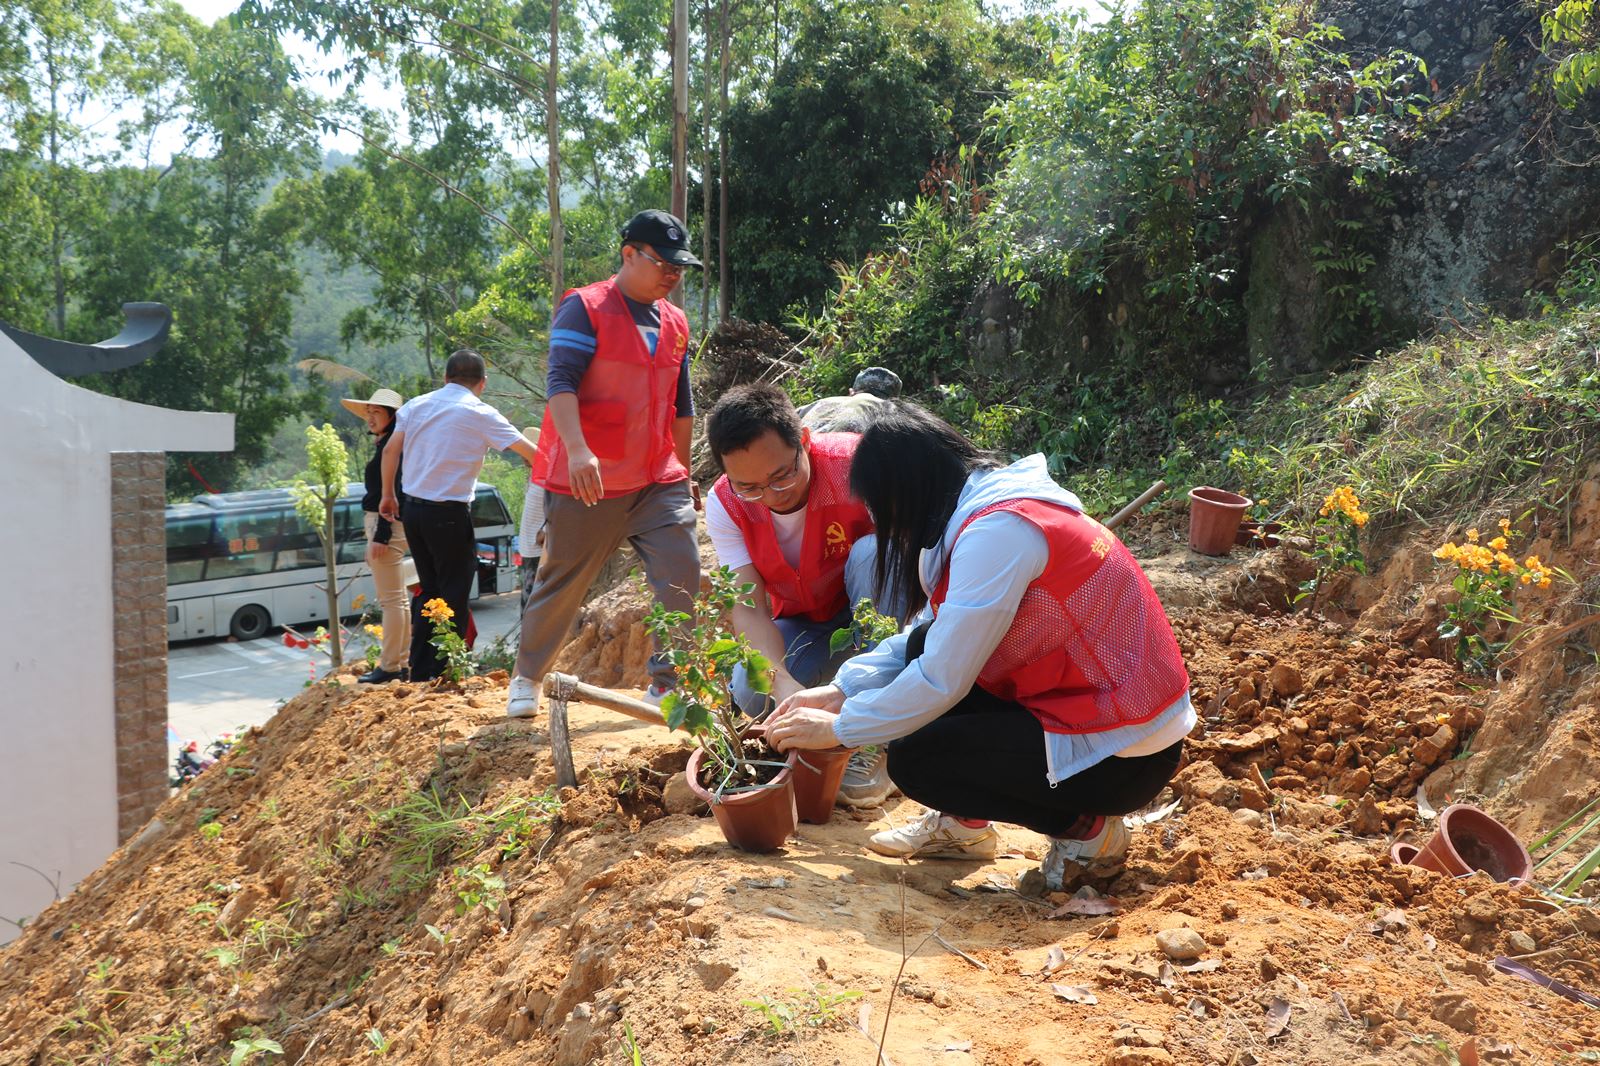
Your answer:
[694,318,796,407]
[5,516,1600,1065]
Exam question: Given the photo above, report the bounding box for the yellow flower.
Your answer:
[1434,542,1459,561]
[1488,536,1507,551]
[1520,572,1533,585]
[1538,575,1552,589]
[1258,499,1269,508]
[352,593,368,610]
[364,624,383,638]
[421,597,454,623]
[1465,528,1480,543]
[1498,517,1512,533]
[1524,555,1543,571]
[1494,552,1517,574]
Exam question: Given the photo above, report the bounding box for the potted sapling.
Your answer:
[642,567,798,852]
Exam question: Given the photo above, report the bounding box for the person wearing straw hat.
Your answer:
[342,387,411,683]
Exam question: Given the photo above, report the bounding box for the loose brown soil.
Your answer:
[4,503,1600,1066]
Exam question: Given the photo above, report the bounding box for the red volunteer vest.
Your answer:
[712,433,874,623]
[930,499,1189,735]
[530,277,690,498]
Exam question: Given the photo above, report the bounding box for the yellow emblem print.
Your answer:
[825,521,848,557]
[1090,537,1111,560]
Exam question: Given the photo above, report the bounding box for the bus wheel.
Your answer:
[229,604,271,641]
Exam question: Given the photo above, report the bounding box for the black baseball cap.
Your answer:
[620,209,703,268]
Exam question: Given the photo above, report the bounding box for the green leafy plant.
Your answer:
[199,821,224,844]
[228,1036,283,1066]
[1432,519,1561,673]
[452,863,506,916]
[205,946,242,970]
[366,1027,391,1055]
[618,1020,645,1065]
[290,423,352,668]
[741,986,864,1037]
[1296,485,1369,609]
[419,597,474,685]
[829,598,902,656]
[640,567,780,798]
[139,1022,190,1065]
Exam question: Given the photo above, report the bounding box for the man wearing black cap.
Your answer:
[508,210,705,718]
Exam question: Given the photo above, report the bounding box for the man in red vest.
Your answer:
[507,210,702,718]
[705,384,897,807]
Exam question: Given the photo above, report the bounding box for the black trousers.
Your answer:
[402,498,477,682]
[886,623,1183,837]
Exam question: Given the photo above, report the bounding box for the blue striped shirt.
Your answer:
[547,291,694,414]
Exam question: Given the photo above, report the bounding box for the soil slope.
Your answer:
[3,523,1600,1066]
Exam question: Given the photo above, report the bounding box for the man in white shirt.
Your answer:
[380,350,539,681]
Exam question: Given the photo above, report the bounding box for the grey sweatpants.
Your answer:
[514,479,700,690]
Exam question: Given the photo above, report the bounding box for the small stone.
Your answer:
[1155,928,1207,963]
[1112,1024,1166,1048]
[1431,991,1479,1034]
[1103,1049,1175,1066]
[1220,900,1240,920]
[571,1002,593,1020]
[684,896,707,911]
[932,989,953,1009]
[1505,931,1537,955]
[1269,664,1303,697]
[1377,909,1409,933]
[1232,809,1264,829]
[1259,953,1282,981]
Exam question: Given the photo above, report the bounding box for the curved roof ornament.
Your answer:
[0,303,172,378]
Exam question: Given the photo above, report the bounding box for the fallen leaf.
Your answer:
[1423,933,1437,952]
[1049,897,1121,918]
[1042,945,1068,975]
[1264,997,1291,1040]
[1158,961,1177,989]
[1242,866,1270,881]
[944,1042,973,1053]
[1131,798,1182,826]
[1330,990,1352,1022]
[1189,996,1209,1018]
[1051,983,1098,1005]
[1182,960,1222,974]
[1458,1037,1480,1066]
[1416,784,1438,822]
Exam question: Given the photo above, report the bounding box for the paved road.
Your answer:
[166,592,524,769]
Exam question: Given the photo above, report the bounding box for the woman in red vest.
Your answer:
[766,404,1194,890]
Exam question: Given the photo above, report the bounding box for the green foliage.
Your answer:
[829,598,902,656]
[420,598,475,685]
[985,0,1424,373]
[228,1036,282,1066]
[366,1027,391,1056]
[741,986,863,1037]
[290,422,352,667]
[1544,0,1600,106]
[452,863,506,916]
[1432,522,1560,673]
[791,199,983,401]
[641,566,775,793]
[729,0,1046,323]
[375,786,558,892]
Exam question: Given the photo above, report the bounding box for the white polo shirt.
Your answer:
[395,383,523,502]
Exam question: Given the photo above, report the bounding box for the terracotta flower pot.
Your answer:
[686,744,798,853]
[791,746,856,824]
[1410,804,1532,882]
[1188,487,1252,556]
[1390,841,1420,866]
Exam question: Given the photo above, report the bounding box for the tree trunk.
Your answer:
[324,496,344,668]
[670,0,689,222]
[547,0,564,308]
[700,0,714,334]
[47,45,65,336]
[718,0,731,322]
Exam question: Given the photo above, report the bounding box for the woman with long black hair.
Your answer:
[765,403,1193,890]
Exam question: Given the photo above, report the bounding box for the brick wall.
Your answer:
[110,452,169,841]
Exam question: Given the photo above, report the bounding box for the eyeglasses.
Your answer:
[633,245,685,276]
[730,447,803,501]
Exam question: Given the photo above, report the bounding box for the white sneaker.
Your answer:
[1040,817,1131,890]
[868,808,998,860]
[506,675,540,719]
[641,684,673,708]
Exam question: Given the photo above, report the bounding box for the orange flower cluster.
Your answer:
[421,597,455,624]
[1319,485,1369,527]
[1433,518,1553,588]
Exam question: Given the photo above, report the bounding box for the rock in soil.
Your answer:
[1155,928,1207,962]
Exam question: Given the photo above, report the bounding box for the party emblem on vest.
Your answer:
[674,331,688,356]
[1090,536,1111,559]
[825,521,849,558]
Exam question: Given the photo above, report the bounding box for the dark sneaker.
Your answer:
[359,667,406,684]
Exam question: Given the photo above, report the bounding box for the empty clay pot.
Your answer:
[791,746,855,824]
[1390,841,1420,866]
[1410,804,1532,882]
[686,744,798,853]
[1188,487,1252,556]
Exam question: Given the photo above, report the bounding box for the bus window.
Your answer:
[471,487,512,531]
[336,500,365,564]
[166,513,214,584]
[277,508,325,571]
[207,510,283,579]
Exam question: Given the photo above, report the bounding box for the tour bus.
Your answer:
[165,484,518,642]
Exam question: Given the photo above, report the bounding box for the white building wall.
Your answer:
[0,332,232,941]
